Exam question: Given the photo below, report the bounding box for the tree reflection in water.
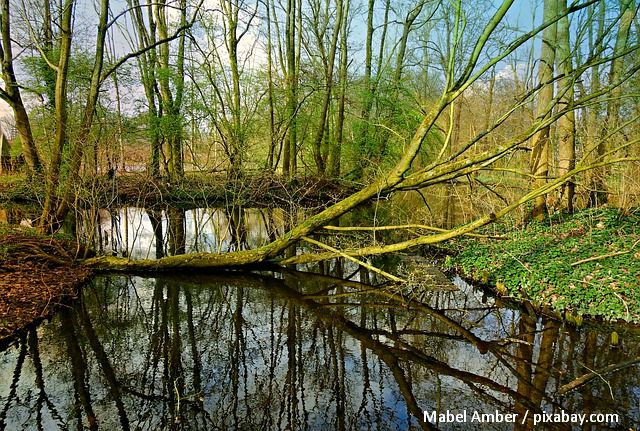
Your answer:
[1,269,639,430]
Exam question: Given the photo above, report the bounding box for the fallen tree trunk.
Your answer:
[84,150,637,272]
[81,1,636,272]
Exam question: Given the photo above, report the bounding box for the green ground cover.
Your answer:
[443,208,640,322]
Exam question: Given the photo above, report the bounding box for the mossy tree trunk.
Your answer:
[529,0,557,221]
[556,0,575,213]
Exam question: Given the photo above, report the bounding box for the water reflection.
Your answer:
[1,270,638,430]
[83,206,296,259]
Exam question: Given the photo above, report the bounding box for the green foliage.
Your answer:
[22,53,57,105]
[443,208,640,322]
[0,175,44,203]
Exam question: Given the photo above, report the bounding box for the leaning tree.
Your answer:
[86,0,640,273]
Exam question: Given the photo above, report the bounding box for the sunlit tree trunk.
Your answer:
[221,0,257,176]
[130,0,162,177]
[39,0,74,232]
[529,0,557,221]
[599,0,634,203]
[355,0,375,175]
[156,0,186,181]
[41,0,55,109]
[374,0,425,166]
[327,0,349,177]
[354,0,389,176]
[282,0,298,178]
[555,0,575,212]
[310,0,344,175]
[54,0,110,223]
[586,1,605,207]
[265,0,277,172]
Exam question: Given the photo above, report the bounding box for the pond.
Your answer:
[1,204,639,430]
[1,269,639,430]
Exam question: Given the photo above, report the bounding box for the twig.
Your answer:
[611,291,630,321]
[301,236,406,283]
[570,239,640,267]
[558,357,640,395]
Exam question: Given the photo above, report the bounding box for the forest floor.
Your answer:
[0,228,92,346]
[443,207,640,323]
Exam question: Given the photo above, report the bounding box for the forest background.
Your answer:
[0,0,637,271]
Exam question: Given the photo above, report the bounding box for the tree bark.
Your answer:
[327,0,349,177]
[54,0,111,225]
[0,0,42,176]
[555,0,575,212]
[283,0,298,178]
[310,0,343,175]
[529,0,557,221]
[586,1,605,207]
[156,0,186,181]
[39,0,74,232]
[265,0,277,172]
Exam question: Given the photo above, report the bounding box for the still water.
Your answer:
[1,270,639,430]
[1,205,640,430]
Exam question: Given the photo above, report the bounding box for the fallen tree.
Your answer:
[83,0,639,273]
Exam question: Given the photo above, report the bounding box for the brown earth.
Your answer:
[0,231,92,344]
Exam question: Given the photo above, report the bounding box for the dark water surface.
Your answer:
[1,270,639,430]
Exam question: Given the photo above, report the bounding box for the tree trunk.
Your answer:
[529,0,557,221]
[327,0,350,177]
[156,0,186,181]
[265,0,277,172]
[283,0,298,179]
[130,0,162,178]
[311,0,344,176]
[555,0,575,212]
[0,0,42,175]
[373,0,425,166]
[587,1,605,207]
[598,0,634,203]
[54,0,110,225]
[39,0,74,232]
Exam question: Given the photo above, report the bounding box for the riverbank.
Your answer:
[0,228,92,346]
[0,171,358,209]
[442,208,640,323]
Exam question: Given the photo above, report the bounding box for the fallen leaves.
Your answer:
[0,232,92,341]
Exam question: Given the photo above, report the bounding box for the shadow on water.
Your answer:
[1,268,639,430]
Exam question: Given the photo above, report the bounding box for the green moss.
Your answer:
[443,208,640,322]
